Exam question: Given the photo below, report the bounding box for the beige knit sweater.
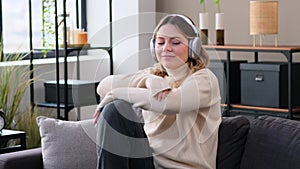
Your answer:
[97,64,222,169]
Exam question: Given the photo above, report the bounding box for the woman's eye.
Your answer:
[156,42,164,45]
[173,41,181,45]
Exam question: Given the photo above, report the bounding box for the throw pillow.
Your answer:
[36,116,97,169]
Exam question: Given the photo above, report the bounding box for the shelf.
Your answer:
[221,104,300,113]
[208,44,300,119]
[33,0,113,121]
[203,44,300,52]
[34,43,112,51]
[59,43,91,48]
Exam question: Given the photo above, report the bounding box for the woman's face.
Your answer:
[155,24,189,69]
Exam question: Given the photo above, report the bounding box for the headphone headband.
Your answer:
[169,14,199,37]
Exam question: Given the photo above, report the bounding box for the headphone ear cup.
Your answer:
[188,37,202,59]
[150,38,158,62]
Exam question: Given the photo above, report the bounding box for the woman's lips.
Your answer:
[162,55,174,58]
[161,53,176,58]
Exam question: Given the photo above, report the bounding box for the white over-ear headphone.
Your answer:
[150,14,202,62]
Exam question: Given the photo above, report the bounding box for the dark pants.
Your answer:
[96,99,155,169]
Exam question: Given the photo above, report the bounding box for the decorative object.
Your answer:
[58,13,75,45]
[73,29,88,44]
[249,1,278,46]
[215,13,224,45]
[215,0,224,45]
[199,13,209,45]
[199,0,208,45]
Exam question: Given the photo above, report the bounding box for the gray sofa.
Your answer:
[0,115,300,169]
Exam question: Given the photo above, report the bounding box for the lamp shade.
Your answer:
[250,1,278,35]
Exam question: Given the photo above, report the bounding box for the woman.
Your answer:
[93,14,221,169]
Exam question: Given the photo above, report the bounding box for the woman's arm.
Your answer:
[112,69,220,114]
[95,75,171,111]
[93,68,170,124]
[97,69,151,97]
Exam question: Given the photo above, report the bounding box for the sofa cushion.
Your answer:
[217,115,250,169]
[36,116,97,169]
[240,115,300,169]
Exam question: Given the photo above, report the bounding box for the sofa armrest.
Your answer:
[0,148,43,169]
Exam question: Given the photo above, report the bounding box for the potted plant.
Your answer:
[215,0,224,45]
[15,107,41,149]
[199,0,208,45]
[0,41,41,149]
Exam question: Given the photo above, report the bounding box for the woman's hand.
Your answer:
[93,92,115,125]
[153,89,171,101]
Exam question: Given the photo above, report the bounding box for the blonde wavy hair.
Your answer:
[150,14,210,79]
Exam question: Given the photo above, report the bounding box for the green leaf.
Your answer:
[200,0,206,12]
[215,0,221,13]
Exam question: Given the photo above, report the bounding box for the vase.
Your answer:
[215,13,224,45]
[199,13,209,45]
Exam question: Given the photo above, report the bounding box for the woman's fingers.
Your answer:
[93,92,115,125]
[154,90,170,101]
[93,109,100,125]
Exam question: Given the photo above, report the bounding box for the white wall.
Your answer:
[88,0,156,74]
[138,1,159,70]
[112,0,156,74]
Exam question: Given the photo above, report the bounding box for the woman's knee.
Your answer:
[98,99,141,137]
[100,99,134,123]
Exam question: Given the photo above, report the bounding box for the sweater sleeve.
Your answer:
[111,69,220,114]
[97,69,151,98]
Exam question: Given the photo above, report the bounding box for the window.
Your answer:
[1,0,80,54]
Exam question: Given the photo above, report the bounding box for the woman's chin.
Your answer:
[161,62,180,70]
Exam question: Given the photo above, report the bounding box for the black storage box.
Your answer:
[240,62,300,108]
[44,80,100,106]
[209,60,247,104]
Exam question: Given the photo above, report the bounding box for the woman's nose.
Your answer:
[163,42,172,51]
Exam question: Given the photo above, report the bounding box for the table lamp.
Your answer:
[250,1,278,46]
